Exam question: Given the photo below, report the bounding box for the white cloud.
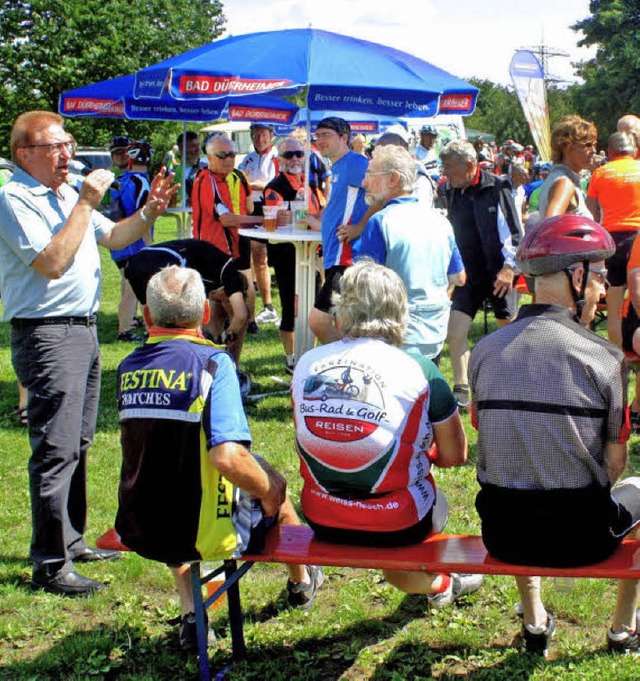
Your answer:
[221,0,595,86]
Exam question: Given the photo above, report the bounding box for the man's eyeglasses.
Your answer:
[22,138,76,158]
[364,170,391,178]
[280,150,304,159]
[315,130,339,140]
[577,141,597,149]
[212,151,236,160]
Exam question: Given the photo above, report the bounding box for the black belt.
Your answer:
[11,314,98,329]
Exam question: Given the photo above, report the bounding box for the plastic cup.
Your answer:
[263,205,278,232]
[291,201,308,226]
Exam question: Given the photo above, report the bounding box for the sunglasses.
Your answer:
[212,151,236,159]
[280,150,304,159]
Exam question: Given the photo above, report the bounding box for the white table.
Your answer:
[239,226,322,361]
[165,207,192,239]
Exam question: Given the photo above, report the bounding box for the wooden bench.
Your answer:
[99,525,640,681]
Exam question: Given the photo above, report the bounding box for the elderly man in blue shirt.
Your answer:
[354,144,465,361]
[0,110,177,597]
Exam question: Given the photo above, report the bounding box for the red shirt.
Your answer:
[192,169,249,258]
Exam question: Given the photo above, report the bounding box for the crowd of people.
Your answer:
[2,107,640,660]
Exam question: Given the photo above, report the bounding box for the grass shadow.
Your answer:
[0,623,200,681]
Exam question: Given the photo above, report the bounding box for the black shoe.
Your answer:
[523,614,556,657]
[247,321,259,335]
[179,612,216,652]
[117,329,142,342]
[69,546,122,563]
[32,569,105,597]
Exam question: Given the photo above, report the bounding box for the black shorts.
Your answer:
[607,230,637,287]
[235,235,251,271]
[476,482,640,568]
[219,259,247,298]
[314,266,346,314]
[451,277,517,321]
[308,511,434,547]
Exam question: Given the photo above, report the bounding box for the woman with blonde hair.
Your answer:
[537,115,597,219]
[291,260,483,607]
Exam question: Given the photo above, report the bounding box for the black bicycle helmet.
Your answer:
[109,135,130,151]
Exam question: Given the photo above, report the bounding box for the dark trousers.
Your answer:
[267,242,296,332]
[11,323,101,576]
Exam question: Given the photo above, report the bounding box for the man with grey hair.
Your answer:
[354,145,465,361]
[617,114,640,155]
[375,130,436,207]
[192,134,261,341]
[587,131,640,347]
[439,139,521,410]
[116,265,323,652]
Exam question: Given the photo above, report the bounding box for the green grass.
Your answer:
[2,217,640,679]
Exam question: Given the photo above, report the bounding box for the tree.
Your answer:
[464,78,577,153]
[0,0,226,155]
[572,0,640,137]
[464,79,531,145]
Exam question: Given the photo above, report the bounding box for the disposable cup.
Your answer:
[291,201,308,226]
[263,205,278,232]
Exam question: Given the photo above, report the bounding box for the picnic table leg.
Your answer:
[224,559,247,659]
[191,562,211,681]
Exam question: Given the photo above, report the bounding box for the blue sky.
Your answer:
[220,0,595,86]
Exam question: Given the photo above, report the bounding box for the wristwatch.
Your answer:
[139,207,154,223]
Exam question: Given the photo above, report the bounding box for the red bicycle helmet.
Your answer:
[516,215,615,276]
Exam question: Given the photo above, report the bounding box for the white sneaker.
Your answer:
[427,573,484,609]
[255,307,280,325]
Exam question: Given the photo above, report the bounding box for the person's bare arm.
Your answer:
[430,411,468,468]
[586,196,601,222]
[543,176,577,218]
[31,169,114,279]
[629,268,640,315]
[604,442,628,485]
[297,212,322,231]
[448,269,467,287]
[99,168,178,250]
[337,203,381,243]
[209,441,286,517]
[219,213,264,227]
[493,264,515,297]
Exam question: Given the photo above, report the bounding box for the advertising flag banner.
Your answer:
[509,50,551,162]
